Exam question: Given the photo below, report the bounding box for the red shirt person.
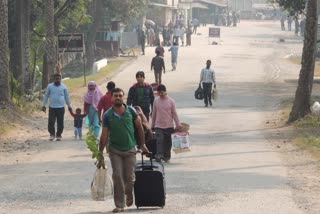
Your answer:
[97,81,116,125]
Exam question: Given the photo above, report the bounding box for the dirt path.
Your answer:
[1,21,320,214]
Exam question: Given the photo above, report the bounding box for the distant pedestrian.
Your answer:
[99,88,149,213]
[294,18,299,35]
[179,25,186,46]
[140,30,146,55]
[68,108,86,140]
[155,43,165,57]
[83,81,103,137]
[287,16,292,31]
[192,18,199,34]
[151,50,166,85]
[42,73,72,141]
[200,60,216,107]
[186,25,192,46]
[151,84,182,163]
[97,81,116,125]
[127,71,155,122]
[280,15,286,31]
[168,42,179,71]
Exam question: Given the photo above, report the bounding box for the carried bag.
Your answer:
[91,166,113,201]
[171,132,191,154]
[212,87,218,101]
[194,83,204,100]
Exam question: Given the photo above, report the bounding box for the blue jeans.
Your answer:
[155,128,174,160]
[74,127,82,139]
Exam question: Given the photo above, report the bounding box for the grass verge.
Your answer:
[279,95,320,160]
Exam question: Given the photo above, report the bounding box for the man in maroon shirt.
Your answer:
[98,81,115,125]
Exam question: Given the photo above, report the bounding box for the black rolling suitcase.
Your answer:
[134,152,166,209]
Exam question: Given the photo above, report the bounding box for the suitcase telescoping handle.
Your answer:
[141,152,153,168]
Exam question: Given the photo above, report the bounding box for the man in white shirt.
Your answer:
[200,60,216,107]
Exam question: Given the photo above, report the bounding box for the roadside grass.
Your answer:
[63,58,129,101]
[279,95,320,160]
[287,56,320,77]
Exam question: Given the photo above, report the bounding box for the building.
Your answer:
[192,0,227,24]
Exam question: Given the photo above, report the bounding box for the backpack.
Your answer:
[128,107,153,144]
[194,83,204,100]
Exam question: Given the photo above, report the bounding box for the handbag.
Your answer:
[91,166,113,201]
[194,83,204,100]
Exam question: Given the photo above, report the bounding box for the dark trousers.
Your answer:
[154,70,162,85]
[155,128,174,160]
[48,107,65,137]
[141,108,150,122]
[202,82,213,105]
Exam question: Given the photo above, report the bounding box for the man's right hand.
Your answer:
[140,144,149,154]
[42,106,46,113]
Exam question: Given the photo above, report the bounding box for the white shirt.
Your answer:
[200,68,215,83]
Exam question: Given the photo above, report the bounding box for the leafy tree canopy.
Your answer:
[268,0,306,16]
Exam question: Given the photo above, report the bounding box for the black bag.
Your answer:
[134,152,166,209]
[145,136,157,159]
[194,83,204,100]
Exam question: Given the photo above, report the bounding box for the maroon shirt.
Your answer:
[97,91,112,115]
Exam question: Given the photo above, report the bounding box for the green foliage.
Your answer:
[85,127,103,161]
[9,73,23,108]
[269,0,306,16]
[294,114,320,128]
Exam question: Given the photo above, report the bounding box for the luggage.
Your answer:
[134,152,166,209]
[194,83,204,100]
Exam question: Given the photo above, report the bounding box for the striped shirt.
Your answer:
[200,68,215,83]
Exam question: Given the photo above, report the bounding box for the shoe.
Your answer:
[49,135,55,141]
[205,104,208,107]
[112,207,124,213]
[126,193,133,207]
[209,102,212,106]
[56,136,62,141]
[155,155,162,163]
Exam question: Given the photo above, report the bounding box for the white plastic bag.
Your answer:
[311,101,320,115]
[171,132,191,154]
[91,167,113,201]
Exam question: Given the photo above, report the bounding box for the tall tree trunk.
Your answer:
[45,0,56,84]
[0,0,10,102]
[86,0,103,72]
[22,0,31,94]
[288,0,318,123]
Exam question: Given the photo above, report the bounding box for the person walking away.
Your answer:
[162,26,167,46]
[173,27,179,45]
[287,16,292,31]
[186,25,192,46]
[83,81,103,138]
[280,15,286,31]
[98,81,116,125]
[168,42,179,71]
[192,18,199,34]
[99,88,148,213]
[155,42,165,57]
[200,60,216,107]
[179,25,186,46]
[294,18,300,35]
[151,50,165,85]
[127,71,154,122]
[69,108,86,140]
[232,11,237,27]
[140,30,146,55]
[135,25,142,45]
[42,73,72,141]
[151,84,181,163]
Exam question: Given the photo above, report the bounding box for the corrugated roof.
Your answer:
[195,0,227,7]
[192,2,209,9]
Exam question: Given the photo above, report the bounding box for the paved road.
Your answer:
[0,21,307,213]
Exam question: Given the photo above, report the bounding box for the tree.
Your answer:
[268,0,306,16]
[0,0,10,102]
[287,0,318,123]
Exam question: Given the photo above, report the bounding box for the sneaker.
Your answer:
[112,207,124,213]
[56,136,62,141]
[205,104,208,107]
[209,101,212,106]
[49,135,55,141]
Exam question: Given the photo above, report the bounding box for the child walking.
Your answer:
[69,108,86,140]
